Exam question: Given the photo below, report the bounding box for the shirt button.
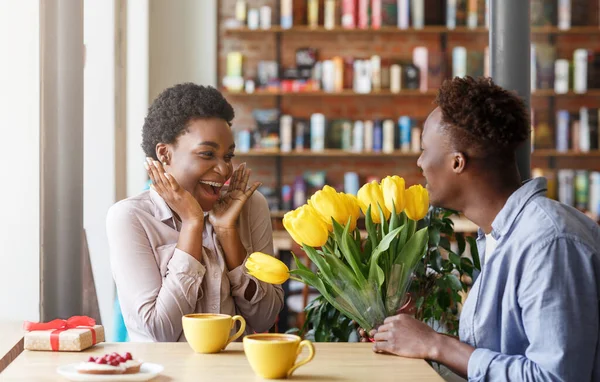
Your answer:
[211,304,217,310]
[213,272,219,279]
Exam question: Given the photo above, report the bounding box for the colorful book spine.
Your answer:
[411,0,424,29]
[558,169,575,206]
[398,0,410,29]
[280,115,293,152]
[579,107,591,152]
[558,0,571,30]
[342,121,353,150]
[325,0,336,30]
[353,121,365,152]
[364,120,374,152]
[371,0,382,29]
[383,119,395,153]
[589,172,600,219]
[342,0,357,28]
[412,47,428,92]
[554,59,569,94]
[574,49,588,94]
[446,0,457,29]
[280,0,293,29]
[373,120,383,152]
[575,170,589,211]
[399,116,412,152]
[358,0,370,29]
[467,0,478,28]
[453,47,467,78]
[556,110,570,152]
[310,113,326,151]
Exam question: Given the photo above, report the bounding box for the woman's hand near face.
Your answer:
[145,158,204,225]
[209,162,261,231]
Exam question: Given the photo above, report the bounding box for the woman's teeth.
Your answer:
[199,180,223,187]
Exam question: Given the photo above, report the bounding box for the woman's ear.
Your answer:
[155,143,171,166]
[453,152,467,174]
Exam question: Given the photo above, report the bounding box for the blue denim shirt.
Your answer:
[459,178,600,381]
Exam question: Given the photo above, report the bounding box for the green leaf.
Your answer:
[446,274,463,291]
[378,203,389,236]
[394,227,428,271]
[333,219,368,283]
[430,249,443,273]
[429,226,441,247]
[456,233,466,255]
[466,236,481,270]
[368,226,404,288]
[389,204,400,232]
[439,237,452,252]
[365,205,379,249]
[449,252,462,269]
[460,257,474,275]
[437,290,451,310]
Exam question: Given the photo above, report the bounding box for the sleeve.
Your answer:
[227,192,284,333]
[106,203,206,342]
[467,237,598,382]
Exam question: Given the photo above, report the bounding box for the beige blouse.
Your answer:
[106,189,284,342]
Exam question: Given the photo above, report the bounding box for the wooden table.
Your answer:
[0,342,444,381]
[0,321,24,373]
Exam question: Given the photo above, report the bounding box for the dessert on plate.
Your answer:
[76,352,142,375]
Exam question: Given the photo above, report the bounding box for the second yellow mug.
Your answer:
[182,313,246,354]
[243,333,315,379]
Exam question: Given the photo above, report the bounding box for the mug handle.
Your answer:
[287,340,315,377]
[225,315,246,346]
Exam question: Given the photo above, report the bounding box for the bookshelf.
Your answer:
[234,149,600,158]
[224,26,600,35]
[218,0,600,230]
[224,89,600,98]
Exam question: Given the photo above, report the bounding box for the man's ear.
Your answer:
[452,152,467,174]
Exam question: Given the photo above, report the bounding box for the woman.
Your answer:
[107,83,283,342]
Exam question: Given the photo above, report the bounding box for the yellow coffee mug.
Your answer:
[243,333,315,379]
[182,313,246,354]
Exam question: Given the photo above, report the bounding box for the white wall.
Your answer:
[149,0,217,101]
[0,1,41,321]
[84,0,116,339]
[127,0,150,197]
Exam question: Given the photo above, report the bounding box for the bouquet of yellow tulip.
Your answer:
[246,176,430,331]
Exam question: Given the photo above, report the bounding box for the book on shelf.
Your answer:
[531,0,557,26]
[549,108,600,152]
[537,168,600,221]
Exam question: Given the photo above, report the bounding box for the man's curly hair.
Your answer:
[435,76,530,159]
[142,83,235,160]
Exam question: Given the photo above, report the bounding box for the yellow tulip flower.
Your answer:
[381,176,406,214]
[341,193,361,230]
[245,252,290,284]
[309,186,360,231]
[357,181,391,223]
[404,184,430,221]
[283,204,329,247]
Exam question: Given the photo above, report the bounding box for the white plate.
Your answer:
[56,362,164,381]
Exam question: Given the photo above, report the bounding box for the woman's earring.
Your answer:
[161,156,168,167]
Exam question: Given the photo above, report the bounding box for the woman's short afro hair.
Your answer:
[141,83,235,159]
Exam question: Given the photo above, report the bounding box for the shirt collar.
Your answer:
[149,188,173,222]
[490,177,548,238]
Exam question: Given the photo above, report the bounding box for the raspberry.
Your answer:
[87,357,95,362]
[124,352,133,361]
[110,360,120,367]
[96,358,107,365]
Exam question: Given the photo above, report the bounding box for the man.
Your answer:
[370,77,600,381]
